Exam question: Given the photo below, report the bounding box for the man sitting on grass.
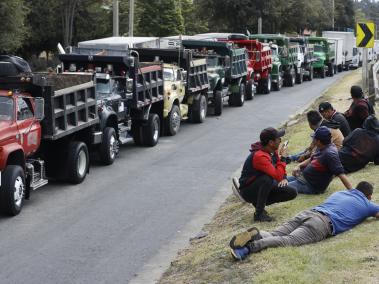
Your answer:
[319,101,351,137]
[339,115,379,173]
[230,181,379,261]
[287,126,352,194]
[234,127,297,222]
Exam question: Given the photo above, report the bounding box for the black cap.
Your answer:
[350,85,363,99]
[260,127,285,145]
[312,126,331,144]
[319,102,333,112]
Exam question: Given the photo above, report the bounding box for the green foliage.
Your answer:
[136,0,185,37]
[0,0,28,53]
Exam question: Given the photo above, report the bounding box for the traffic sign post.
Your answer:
[357,22,375,93]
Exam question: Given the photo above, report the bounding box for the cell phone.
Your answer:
[283,140,289,148]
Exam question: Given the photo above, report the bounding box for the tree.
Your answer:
[179,0,208,35]
[60,0,80,47]
[136,0,185,36]
[0,0,28,53]
[21,0,62,57]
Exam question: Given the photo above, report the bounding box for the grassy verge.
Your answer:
[159,70,379,284]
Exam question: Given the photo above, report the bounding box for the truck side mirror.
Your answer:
[34,97,45,121]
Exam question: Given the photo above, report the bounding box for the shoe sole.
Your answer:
[232,177,247,203]
[229,227,261,249]
[230,248,243,261]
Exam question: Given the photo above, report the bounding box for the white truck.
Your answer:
[327,38,344,72]
[322,31,355,70]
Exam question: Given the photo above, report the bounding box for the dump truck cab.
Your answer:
[308,37,335,78]
[162,63,186,135]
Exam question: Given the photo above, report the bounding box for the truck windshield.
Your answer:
[97,78,112,94]
[314,45,324,52]
[353,48,358,56]
[0,96,14,121]
[206,57,219,67]
[164,68,175,81]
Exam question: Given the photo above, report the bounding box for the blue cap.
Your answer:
[312,126,331,143]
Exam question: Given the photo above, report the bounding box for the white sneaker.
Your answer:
[232,177,247,203]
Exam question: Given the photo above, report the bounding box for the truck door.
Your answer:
[16,97,41,156]
[176,69,185,102]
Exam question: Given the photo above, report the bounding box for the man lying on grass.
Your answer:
[229,181,379,261]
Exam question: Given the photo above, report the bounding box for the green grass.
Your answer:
[159,70,379,284]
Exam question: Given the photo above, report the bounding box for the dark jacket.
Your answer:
[331,111,351,137]
[239,142,286,189]
[344,98,375,130]
[339,116,379,173]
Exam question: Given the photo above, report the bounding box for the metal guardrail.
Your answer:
[372,59,379,100]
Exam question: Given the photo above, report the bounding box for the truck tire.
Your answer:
[296,68,303,84]
[287,69,296,87]
[261,76,271,94]
[320,67,326,78]
[233,83,245,106]
[337,65,343,73]
[327,63,334,77]
[66,141,89,184]
[245,80,255,100]
[0,165,25,216]
[99,127,119,165]
[142,113,160,146]
[192,94,207,123]
[272,74,282,91]
[165,104,181,136]
[214,90,223,116]
[308,67,314,81]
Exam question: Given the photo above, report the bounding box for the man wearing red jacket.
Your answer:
[238,127,297,222]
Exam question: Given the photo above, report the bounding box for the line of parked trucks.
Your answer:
[0,30,372,216]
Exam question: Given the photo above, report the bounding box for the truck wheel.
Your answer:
[99,127,119,165]
[288,69,296,87]
[337,65,343,73]
[296,68,303,84]
[165,104,181,136]
[327,63,334,77]
[262,76,271,94]
[192,94,207,123]
[66,141,89,184]
[0,165,25,216]
[233,83,245,106]
[320,67,326,78]
[245,80,254,100]
[142,113,160,146]
[308,67,314,81]
[132,120,144,146]
[214,91,223,116]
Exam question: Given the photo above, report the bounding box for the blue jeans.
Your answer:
[287,176,318,194]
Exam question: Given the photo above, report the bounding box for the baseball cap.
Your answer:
[318,102,333,112]
[312,126,331,144]
[260,127,285,144]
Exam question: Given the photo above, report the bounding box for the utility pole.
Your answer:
[113,0,119,37]
[129,0,135,37]
[332,0,335,30]
[258,17,262,34]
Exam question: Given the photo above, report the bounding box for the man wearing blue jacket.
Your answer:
[229,181,379,261]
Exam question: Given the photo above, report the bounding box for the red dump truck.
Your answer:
[222,35,273,95]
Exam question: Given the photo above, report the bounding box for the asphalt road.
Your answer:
[0,72,347,283]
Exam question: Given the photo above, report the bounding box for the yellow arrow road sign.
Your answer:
[356,22,375,48]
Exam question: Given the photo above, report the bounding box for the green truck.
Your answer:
[181,40,248,115]
[249,34,298,88]
[307,37,335,78]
